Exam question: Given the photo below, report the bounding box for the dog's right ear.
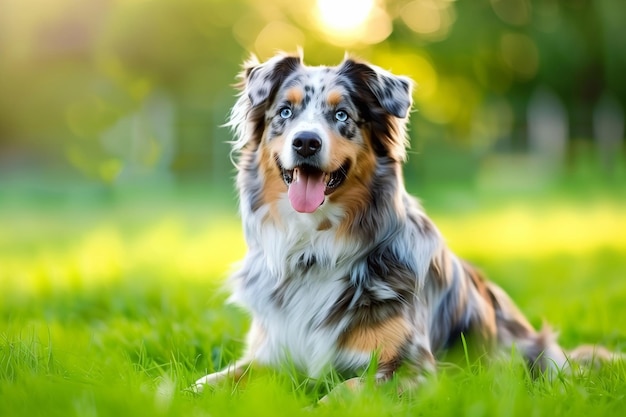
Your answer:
[240,53,303,107]
[228,53,302,155]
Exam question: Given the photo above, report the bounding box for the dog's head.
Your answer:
[230,52,412,215]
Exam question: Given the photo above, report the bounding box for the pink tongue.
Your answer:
[287,168,326,213]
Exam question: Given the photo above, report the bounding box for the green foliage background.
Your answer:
[1,0,625,186]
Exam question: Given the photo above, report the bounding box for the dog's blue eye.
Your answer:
[280,108,293,119]
[335,110,348,122]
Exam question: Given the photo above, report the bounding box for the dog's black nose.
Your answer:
[292,132,322,158]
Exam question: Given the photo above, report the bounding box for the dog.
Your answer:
[194,51,618,396]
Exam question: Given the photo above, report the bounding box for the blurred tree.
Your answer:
[0,0,623,184]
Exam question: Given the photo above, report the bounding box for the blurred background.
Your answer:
[1,0,624,195]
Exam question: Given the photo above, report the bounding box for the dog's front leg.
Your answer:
[192,320,265,393]
[320,327,437,403]
[317,377,365,404]
[317,354,436,404]
[192,358,253,393]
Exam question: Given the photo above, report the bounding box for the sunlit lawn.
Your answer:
[1,183,625,416]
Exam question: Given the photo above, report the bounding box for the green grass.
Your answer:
[1,184,625,416]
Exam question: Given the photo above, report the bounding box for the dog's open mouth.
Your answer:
[278,160,350,213]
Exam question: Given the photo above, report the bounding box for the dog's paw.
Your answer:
[316,377,364,405]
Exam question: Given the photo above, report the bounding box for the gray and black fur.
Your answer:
[194,52,619,395]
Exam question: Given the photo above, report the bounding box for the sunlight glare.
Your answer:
[316,0,376,44]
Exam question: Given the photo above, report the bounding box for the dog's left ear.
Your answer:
[338,58,413,119]
[338,58,413,161]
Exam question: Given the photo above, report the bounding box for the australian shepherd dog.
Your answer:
[194,52,617,396]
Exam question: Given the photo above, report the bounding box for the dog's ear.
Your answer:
[338,58,413,161]
[240,53,303,107]
[338,58,412,119]
[228,53,302,154]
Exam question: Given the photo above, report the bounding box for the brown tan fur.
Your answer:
[193,52,623,402]
[340,315,412,364]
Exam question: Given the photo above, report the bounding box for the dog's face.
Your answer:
[232,53,412,215]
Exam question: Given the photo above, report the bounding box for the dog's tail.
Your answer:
[486,281,567,375]
[566,344,626,369]
[485,282,624,376]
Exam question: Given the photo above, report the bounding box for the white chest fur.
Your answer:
[231,198,371,377]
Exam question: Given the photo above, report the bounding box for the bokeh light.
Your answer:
[316,0,375,33]
[315,0,391,46]
[500,32,539,80]
[490,0,531,26]
[254,21,306,59]
[400,0,456,42]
